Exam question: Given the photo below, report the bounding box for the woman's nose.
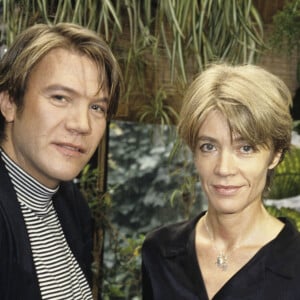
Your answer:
[214,150,237,176]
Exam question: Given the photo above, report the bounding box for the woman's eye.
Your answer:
[240,145,254,153]
[200,143,216,152]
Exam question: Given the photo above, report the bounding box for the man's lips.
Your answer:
[54,142,86,155]
[212,185,242,195]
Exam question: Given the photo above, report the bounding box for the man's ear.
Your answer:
[0,92,16,122]
[268,150,283,170]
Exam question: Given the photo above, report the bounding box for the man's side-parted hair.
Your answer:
[0,22,122,142]
[178,64,293,192]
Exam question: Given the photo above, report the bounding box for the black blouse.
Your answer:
[142,212,300,300]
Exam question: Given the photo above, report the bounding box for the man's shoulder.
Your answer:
[54,180,90,216]
[57,180,84,201]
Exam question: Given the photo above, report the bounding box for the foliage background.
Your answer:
[1,1,300,299]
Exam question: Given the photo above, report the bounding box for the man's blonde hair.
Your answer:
[0,23,122,142]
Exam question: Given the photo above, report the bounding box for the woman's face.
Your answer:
[194,110,281,214]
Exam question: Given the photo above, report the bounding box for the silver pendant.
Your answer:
[216,253,228,271]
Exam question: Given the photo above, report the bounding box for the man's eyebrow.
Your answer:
[43,84,109,103]
[43,84,77,95]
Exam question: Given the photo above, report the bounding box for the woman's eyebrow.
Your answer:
[196,136,218,143]
[232,136,248,143]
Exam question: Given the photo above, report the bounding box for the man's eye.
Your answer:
[53,95,66,101]
[91,104,107,115]
[200,143,215,152]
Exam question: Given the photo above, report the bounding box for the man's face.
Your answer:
[1,48,108,188]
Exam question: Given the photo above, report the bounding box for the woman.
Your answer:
[142,64,300,299]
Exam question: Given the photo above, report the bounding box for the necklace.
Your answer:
[204,215,238,271]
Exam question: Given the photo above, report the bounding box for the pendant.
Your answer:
[216,252,228,271]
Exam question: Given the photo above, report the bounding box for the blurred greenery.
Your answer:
[107,121,202,234]
[294,121,300,134]
[266,206,300,231]
[269,0,300,56]
[79,162,145,300]
[80,121,202,299]
[102,234,144,300]
[269,147,300,199]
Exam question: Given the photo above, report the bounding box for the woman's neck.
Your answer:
[202,203,283,252]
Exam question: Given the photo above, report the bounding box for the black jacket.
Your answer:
[142,212,300,300]
[0,156,93,300]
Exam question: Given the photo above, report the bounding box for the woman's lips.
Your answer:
[213,185,242,195]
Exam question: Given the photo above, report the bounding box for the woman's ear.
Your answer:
[268,150,283,170]
[0,92,16,122]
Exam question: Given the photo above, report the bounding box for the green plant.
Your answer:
[266,205,300,230]
[0,0,265,122]
[124,1,265,123]
[80,164,144,299]
[170,174,198,218]
[294,120,300,134]
[269,147,300,199]
[269,0,300,55]
[79,165,112,298]
[102,234,144,300]
[0,0,122,45]
[138,88,179,125]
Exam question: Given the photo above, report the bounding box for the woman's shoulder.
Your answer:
[142,212,204,253]
[279,217,300,242]
[268,217,300,264]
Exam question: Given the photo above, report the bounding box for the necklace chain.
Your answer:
[204,215,239,271]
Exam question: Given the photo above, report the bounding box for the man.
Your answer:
[0,23,121,299]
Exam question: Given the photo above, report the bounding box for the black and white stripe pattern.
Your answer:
[1,149,93,300]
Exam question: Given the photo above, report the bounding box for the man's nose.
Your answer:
[65,105,91,134]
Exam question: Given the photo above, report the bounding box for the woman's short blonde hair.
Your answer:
[178,64,293,154]
[178,64,293,192]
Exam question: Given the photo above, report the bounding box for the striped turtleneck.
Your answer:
[0,149,93,300]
